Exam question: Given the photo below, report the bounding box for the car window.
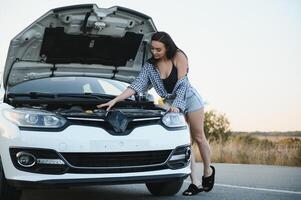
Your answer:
[98,79,123,96]
[8,77,128,95]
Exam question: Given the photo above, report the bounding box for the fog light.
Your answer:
[16,152,36,167]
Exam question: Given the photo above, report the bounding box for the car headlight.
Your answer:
[3,108,66,128]
[162,112,187,128]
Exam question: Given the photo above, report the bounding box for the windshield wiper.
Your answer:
[7,92,56,98]
[56,93,118,100]
[7,92,133,101]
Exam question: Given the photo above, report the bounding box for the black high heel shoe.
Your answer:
[202,165,215,192]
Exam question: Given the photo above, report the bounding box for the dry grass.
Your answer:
[194,135,301,166]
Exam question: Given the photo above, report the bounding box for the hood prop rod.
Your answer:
[50,64,57,77]
[111,66,118,79]
[141,41,147,67]
[111,40,147,80]
[81,11,92,34]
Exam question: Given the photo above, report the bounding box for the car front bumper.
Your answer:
[7,172,189,189]
[1,122,191,188]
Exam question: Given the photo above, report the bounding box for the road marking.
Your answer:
[184,181,301,195]
[216,183,301,195]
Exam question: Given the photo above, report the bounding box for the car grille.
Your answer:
[67,117,161,135]
[61,150,172,168]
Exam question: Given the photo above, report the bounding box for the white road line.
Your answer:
[184,181,301,195]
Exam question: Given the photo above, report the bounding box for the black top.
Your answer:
[162,64,178,93]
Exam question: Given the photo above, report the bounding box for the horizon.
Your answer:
[0,0,300,132]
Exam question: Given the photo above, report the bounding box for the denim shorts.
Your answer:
[184,87,205,114]
[163,87,205,114]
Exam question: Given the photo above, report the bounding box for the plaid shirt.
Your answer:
[128,61,192,112]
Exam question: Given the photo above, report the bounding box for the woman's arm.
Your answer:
[169,51,189,113]
[97,63,151,111]
[127,63,151,94]
[97,87,136,111]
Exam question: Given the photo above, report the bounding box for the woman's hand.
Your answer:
[96,88,136,111]
[168,106,180,113]
[97,99,117,111]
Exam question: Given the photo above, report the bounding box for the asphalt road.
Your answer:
[21,163,301,200]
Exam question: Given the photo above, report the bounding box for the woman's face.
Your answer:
[151,40,167,60]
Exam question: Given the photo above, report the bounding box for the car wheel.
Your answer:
[0,160,22,200]
[145,179,183,196]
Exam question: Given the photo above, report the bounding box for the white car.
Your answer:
[0,4,191,200]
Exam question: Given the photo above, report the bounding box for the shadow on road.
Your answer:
[21,185,179,200]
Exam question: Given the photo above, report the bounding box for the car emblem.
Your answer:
[105,110,129,133]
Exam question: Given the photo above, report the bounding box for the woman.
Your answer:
[97,31,215,196]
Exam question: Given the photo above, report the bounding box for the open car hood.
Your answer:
[3,4,156,88]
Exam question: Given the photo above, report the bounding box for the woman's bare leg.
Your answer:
[186,107,212,178]
[190,149,202,186]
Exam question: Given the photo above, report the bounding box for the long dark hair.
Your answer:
[151,31,179,59]
[148,32,187,65]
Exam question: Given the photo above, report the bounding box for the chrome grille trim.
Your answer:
[67,117,105,121]
[67,117,161,122]
[132,117,161,121]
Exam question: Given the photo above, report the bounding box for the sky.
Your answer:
[0,0,300,132]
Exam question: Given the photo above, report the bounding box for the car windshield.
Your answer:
[8,77,128,96]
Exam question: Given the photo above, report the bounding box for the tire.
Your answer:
[146,179,183,196]
[0,160,22,200]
